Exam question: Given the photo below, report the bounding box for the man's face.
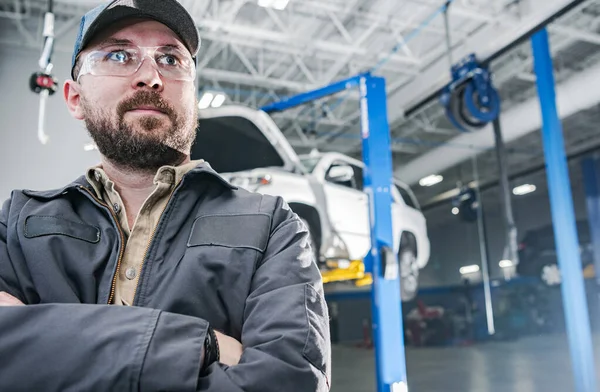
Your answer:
[66,19,198,172]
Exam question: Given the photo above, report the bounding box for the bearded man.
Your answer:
[0,1,331,391]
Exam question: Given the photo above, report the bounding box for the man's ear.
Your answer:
[63,80,85,120]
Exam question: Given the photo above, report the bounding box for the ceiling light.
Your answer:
[419,174,443,187]
[198,91,228,110]
[459,265,480,275]
[211,93,226,108]
[83,142,97,151]
[272,0,290,10]
[452,207,459,215]
[198,92,214,110]
[499,260,514,268]
[513,184,536,196]
[258,0,290,10]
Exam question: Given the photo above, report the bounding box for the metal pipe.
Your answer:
[472,155,495,335]
[443,1,454,70]
[531,27,597,392]
[492,117,519,267]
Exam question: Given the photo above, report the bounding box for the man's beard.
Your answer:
[82,90,197,173]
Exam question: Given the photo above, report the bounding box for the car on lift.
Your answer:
[516,220,595,286]
[192,105,431,301]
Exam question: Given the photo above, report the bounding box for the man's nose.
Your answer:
[131,57,164,91]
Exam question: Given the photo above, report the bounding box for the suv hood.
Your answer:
[193,105,303,174]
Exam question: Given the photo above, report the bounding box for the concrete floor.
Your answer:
[331,334,600,392]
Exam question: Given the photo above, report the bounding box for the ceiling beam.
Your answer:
[198,18,421,66]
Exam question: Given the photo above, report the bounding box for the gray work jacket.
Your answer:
[0,163,331,391]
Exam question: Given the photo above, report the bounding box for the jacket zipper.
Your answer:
[131,180,183,305]
[78,186,126,305]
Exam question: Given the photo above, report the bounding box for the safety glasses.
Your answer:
[77,44,196,82]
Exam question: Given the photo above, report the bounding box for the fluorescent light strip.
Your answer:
[83,142,97,151]
[258,0,289,9]
[272,0,290,10]
[513,184,536,196]
[198,93,214,110]
[499,260,514,268]
[211,94,226,108]
[459,265,480,275]
[419,174,443,187]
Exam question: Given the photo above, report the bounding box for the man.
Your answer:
[0,1,331,391]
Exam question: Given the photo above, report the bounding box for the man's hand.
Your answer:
[0,291,24,306]
[215,330,243,366]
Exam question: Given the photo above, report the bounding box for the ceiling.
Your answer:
[2,0,600,209]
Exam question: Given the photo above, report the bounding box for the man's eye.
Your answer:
[106,50,130,63]
[158,55,179,66]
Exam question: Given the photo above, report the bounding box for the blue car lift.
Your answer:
[262,74,408,392]
[437,27,596,392]
[260,25,597,392]
[531,29,597,392]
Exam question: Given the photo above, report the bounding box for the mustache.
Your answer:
[117,91,175,119]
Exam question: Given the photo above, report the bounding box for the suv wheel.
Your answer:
[399,247,419,301]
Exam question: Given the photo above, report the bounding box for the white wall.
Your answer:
[0,19,100,203]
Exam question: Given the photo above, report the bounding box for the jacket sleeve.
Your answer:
[197,196,332,392]
[0,197,208,392]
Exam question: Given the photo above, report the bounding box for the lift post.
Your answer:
[262,73,408,392]
[531,28,597,392]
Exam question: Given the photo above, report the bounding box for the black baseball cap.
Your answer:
[71,0,200,79]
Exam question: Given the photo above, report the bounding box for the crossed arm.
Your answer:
[0,291,244,367]
[0,196,330,392]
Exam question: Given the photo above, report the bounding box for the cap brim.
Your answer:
[80,0,200,58]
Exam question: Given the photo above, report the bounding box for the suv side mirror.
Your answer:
[327,165,354,183]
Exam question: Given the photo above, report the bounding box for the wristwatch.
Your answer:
[202,326,220,371]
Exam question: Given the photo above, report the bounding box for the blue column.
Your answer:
[359,74,408,392]
[531,28,597,392]
[582,157,600,287]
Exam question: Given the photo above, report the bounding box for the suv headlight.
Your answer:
[229,174,272,190]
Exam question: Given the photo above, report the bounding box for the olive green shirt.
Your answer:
[85,160,203,306]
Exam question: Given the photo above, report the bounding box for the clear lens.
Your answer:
[86,47,140,76]
[80,45,195,81]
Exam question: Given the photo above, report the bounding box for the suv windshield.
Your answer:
[395,184,421,211]
[299,156,322,173]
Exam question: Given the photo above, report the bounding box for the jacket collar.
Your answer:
[184,161,238,190]
[22,161,237,200]
[21,178,88,199]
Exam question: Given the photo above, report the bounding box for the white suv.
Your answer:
[194,105,430,301]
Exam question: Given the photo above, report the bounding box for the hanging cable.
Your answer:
[471,154,496,336]
[29,0,57,145]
